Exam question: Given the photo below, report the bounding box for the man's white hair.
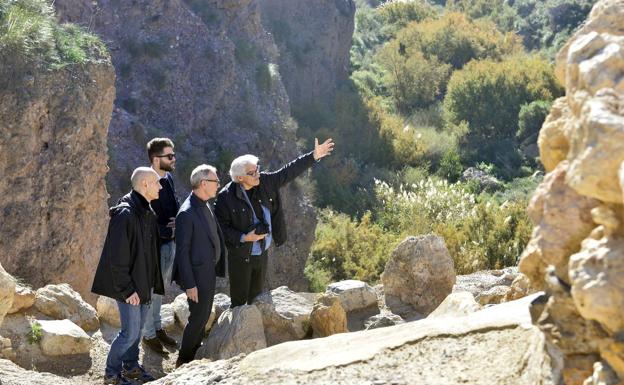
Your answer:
[190,164,217,189]
[131,167,158,189]
[229,154,259,180]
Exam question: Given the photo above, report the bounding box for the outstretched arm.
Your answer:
[264,138,335,188]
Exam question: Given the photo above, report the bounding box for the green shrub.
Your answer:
[0,0,108,68]
[517,100,552,142]
[437,148,463,182]
[26,321,42,344]
[444,54,562,143]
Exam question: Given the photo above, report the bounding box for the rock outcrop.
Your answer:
[38,319,91,356]
[153,294,562,385]
[259,0,356,112]
[520,1,624,383]
[34,284,99,332]
[0,263,15,327]
[0,27,114,303]
[53,0,316,292]
[382,235,456,318]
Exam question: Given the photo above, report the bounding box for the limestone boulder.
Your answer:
[0,336,14,361]
[8,283,35,314]
[0,263,15,327]
[214,293,232,322]
[428,292,480,319]
[453,267,517,298]
[382,235,455,317]
[504,274,536,302]
[326,280,377,313]
[199,305,266,361]
[38,319,91,356]
[364,313,404,330]
[96,295,120,327]
[172,293,216,333]
[310,293,347,338]
[35,284,99,332]
[569,235,624,334]
[161,303,176,332]
[518,163,598,287]
[253,286,313,346]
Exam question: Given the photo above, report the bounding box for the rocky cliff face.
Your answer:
[519,1,624,383]
[259,0,356,113]
[53,0,318,291]
[0,52,114,304]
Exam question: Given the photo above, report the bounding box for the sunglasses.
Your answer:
[155,153,176,161]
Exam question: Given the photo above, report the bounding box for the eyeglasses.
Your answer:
[245,165,260,176]
[155,153,176,161]
[202,179,221,185]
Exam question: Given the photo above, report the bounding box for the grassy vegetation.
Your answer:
[0,0,109,69]
[26,321,42,344]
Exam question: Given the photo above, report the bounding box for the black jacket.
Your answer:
[214,151,316,258]
[171,193,227,290]
[92,190,164,303]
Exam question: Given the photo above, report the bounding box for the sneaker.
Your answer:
[103,374,133,385]
[156,328,177,347]
[122,365,156,383]
[142,336,168,356]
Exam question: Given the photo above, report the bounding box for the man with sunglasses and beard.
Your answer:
[142,138,180,355]
[214,138,335,308]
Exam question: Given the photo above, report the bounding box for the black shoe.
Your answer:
[122,365,155,383]
[142,336,169,356]
[156,328,177,347]
[103,374,133,385]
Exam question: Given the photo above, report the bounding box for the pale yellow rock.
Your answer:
[538,97,573,172]
[8,283,35,314]
[601,339,624,380]
[310,293,347,338]
[504,273,536,302]
[569,235,624,334]
[566,91,624,203]
[591,205,621,235]
[476,286,512,306]
[37,319,91,356]
[0,263,15,327]
[96,295,120,328]
[35,284,99,332]
[519,163,597,287]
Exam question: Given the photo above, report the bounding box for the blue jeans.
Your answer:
[105,301,149,377]
[142,241,175,339]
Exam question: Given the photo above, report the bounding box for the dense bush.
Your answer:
[517,100,553,142]
[444,54,562,144]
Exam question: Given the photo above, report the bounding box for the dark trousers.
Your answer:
[178,278,215,363]
[229,251,268,307]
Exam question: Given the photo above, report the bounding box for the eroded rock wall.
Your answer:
[519,1,624,383]
[0,56,114,304]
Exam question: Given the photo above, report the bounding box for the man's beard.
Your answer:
[161,162,175,172]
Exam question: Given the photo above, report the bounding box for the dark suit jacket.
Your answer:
[172,193,227,290]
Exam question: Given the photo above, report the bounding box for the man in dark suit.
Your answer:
[171,164,226,368]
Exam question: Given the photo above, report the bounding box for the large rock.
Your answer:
[519,163,598,287]
[37,319,91,356]
[172,293,216,333]
[53,0,316,293]
[326,280,377,313]
[0,358,76,385]
[382,235,456,317]
[0,263,15,327]
[364,313,404,330]
[0,27,114,304]
[96,295,120,328]
[309,293,347,338]
[253,286,313,346]
[453,267,518,298]
[153,294,562,385]
[521,2,624,383]
[8,283,35,314]
[35,284,99,332]
[477,285,513,306]
[199,305,267,361]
